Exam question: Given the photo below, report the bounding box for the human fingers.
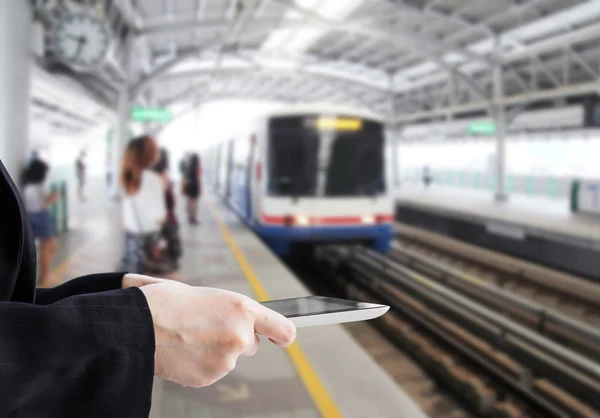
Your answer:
[253,304,296,347]
[240,333,260,357]
[122,273,175,289]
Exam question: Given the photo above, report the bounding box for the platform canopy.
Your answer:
[33,0,600,125]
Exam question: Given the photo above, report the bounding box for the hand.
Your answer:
[140,281,296,387]
[122,273,171,289]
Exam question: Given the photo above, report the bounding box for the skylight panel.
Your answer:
[260,0,365,53]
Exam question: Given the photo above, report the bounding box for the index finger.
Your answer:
[252,303,297,347]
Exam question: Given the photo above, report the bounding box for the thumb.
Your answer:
[122,274,171,289]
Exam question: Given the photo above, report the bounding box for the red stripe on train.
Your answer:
[260,214,394,225]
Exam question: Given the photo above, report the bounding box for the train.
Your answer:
[204,103,395,257]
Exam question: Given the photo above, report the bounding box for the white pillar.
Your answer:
[493,38,507,201]
[110,34,133,199]
[0,1,32,179]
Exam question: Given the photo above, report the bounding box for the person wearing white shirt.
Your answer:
[21,159,59,287]
[117,136,178,279]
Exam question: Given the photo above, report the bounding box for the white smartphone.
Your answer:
[261,296,389,328]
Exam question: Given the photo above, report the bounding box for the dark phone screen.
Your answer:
[261,296,379,318]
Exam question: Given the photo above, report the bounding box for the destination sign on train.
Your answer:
[313,117,363,131]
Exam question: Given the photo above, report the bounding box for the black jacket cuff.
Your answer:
[35,272,128,305]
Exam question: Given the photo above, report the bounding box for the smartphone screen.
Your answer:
[260,296,388,327]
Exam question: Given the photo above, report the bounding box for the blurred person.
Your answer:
[28,150,39,163]
[179,153,189,177]
[117,135,179,280]
[422,165,432,188]
[75,150,86,201]
[0,157,296,417]
[152,148,183,281]
[106,152,113,188]
[178,152,189,195]
[21,158,59,287]
[183,153,202,225]
[154,148,176,224]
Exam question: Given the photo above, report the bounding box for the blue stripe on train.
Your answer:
[254,223,394,256]
[255,223,393,239]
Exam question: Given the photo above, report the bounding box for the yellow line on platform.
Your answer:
[207,203,343,418]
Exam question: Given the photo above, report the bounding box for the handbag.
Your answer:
[180,179,188,195]
[131,198,177,275]
[163,218,182,260]
[163,184,183,260]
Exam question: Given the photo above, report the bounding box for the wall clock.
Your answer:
[51,12,111,72]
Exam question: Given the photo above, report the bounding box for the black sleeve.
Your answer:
[0,287,155,418]
[35,272,127,305]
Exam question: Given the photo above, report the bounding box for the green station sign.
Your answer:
[467,121,496,135]
[130,107,173,122]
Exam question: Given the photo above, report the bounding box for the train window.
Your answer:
[267,115,385,197]
[267,117,319,197]
[324,120,386,197]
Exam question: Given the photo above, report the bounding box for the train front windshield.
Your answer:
[267,115,386,197]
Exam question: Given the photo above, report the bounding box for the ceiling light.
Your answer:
[261,29,293,51]
[284,28,324,52]
[316,0,364,20]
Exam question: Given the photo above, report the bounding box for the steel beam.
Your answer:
[137,15,492,63]
[114,0,152,73]
[394,21,600,95]
[392,80,600,124]
[135,13,600,101]
[275,0,492,64]
[153,63,389,95]
[567,46,599,79]
[161,73,383,116]
[396,44,600,116]
[134,1,600,102]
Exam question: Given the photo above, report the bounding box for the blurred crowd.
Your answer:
[20,135,202,287]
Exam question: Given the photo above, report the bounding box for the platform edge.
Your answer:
[207,202,343,418]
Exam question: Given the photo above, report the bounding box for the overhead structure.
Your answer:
[29,0,600,123]
[30,61,113,137]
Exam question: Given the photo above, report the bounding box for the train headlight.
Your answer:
[295,215,310,226]
[362,215,375,224]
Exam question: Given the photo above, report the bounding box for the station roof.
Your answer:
[33,0,600,131]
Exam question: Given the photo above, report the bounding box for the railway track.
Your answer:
[288,256,473,418]
[308,245,600,418]
[393,223,600,360]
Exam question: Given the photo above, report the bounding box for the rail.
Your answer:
[395,223,600,304]
[389,240,600,359]
[320,245,600,417]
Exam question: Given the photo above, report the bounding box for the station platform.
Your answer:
[50,179,428,418]
[395,185,600,282]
